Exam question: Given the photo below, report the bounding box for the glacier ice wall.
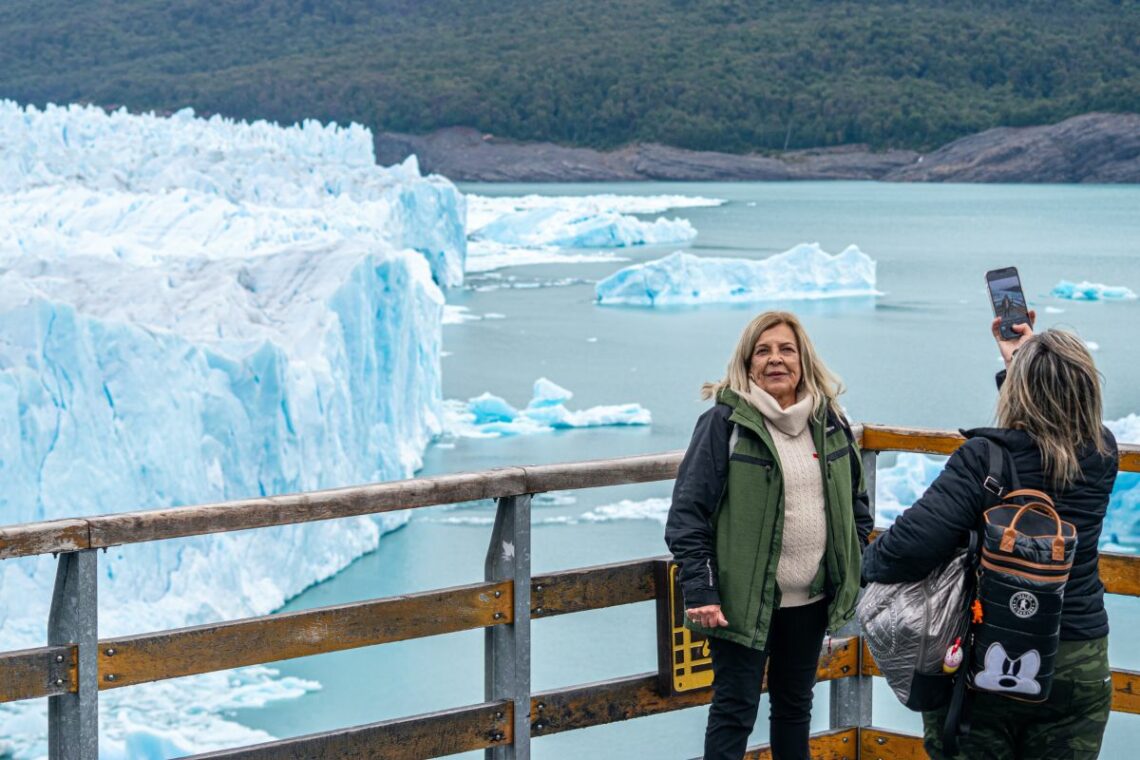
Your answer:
[0,102,463,757]
[0,100,465,287]
[594,244,878,306]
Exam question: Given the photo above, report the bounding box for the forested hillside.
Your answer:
[1,0,1136,152]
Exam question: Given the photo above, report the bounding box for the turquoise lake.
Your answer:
[234,181,1140,758]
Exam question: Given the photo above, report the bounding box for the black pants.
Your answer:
[704,599,829,760]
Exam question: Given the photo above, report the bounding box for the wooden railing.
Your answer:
[1,425,1138,759]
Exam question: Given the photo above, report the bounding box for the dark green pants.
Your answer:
[923,637,1112,760]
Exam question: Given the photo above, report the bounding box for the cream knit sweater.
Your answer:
[743,383,827,608]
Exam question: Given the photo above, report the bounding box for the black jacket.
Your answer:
[862,426,1118,640]
[665,402,874,609]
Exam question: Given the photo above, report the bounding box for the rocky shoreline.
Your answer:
[375,112,1140,183]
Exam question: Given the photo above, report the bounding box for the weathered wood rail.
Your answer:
[1,425,1138,759]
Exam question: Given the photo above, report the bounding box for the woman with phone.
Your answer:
[665,310,873,759]
[862,313,1119,759]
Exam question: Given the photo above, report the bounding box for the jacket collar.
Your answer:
[719,387,828,445]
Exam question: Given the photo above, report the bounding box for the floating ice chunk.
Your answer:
[442,379,651,438]
[530,377,574,408]
[462,193,715,272]
[471,206,696,249]
[580,497,672,524]
[468,393,518,423]
[1051,280,1137,301]
[595,244,878,306]
[1086,341,1100,351]
[1045,306,1066,314]
[464,239,627,272]
[465,193,724,231]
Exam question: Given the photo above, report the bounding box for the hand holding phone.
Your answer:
[985,267,1031,340]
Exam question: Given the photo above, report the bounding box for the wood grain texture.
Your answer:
[859,727,927,760]
[531,558,659,618]
[861,640,882,677]
[1112,669,1140,714]
[0,519,89,560]
[186,701,512,759]
[530,639,859,736]
[1120,444,1140,474]
[0,645,75,703]
[520,452,682,493]
[740,728,859,760]
[98,581,511,689]
[861,425,965,456]
[1100,551,1140,597]
[85,467,531,551]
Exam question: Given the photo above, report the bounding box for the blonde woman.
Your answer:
[863,318,1118,759]
[665,311,872,760]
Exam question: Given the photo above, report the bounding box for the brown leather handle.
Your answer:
[998,491,1066,560]
[1004,488,1054,505]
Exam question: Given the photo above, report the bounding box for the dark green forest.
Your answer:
[0,0,1137,152]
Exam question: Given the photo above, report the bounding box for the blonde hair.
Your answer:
[997,329,1109,488]
[701,310,843,418]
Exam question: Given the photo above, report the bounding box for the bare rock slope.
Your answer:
[375,113,1140,183]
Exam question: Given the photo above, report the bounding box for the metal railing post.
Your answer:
[830,449,876,731]
[48,549,99,760]
[485,495,532,759]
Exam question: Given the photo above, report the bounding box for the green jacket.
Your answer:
[664,388,873,649]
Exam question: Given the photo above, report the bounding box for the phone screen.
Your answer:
[988,273,1028,322]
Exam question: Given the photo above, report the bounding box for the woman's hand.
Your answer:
[992,310,1036,368]
[686,604,729,628]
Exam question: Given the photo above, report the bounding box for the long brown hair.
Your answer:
[701,310,843,418]
[996,329,1109,488]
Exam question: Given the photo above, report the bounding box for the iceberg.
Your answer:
[471,206,696,249]
[1051,280,1137,301]
[0,102,463,757]
[594,244,878,306]
[443,378,651,438]
[464,193,719,272]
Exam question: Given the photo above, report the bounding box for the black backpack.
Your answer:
[943,439,1077,750]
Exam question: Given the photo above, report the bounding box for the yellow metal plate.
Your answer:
[667,563,715,692]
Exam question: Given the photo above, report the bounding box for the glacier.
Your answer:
[464,193,721,272]
[594,244,878,306]
[1051,280,1138,301]
[0,102,464,757]
[442,378,652,438]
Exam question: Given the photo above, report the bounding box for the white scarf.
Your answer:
[743,382,813,437]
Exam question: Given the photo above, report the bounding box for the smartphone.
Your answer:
[985,267,1030,340]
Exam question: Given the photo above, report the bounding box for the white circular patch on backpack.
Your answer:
[1010,591,1039,619]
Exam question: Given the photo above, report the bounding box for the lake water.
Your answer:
[234,181,1140,757]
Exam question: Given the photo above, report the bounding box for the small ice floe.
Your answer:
[442,378,651,438]
[1045,306,1065,314]
[1051,280,1137,301]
